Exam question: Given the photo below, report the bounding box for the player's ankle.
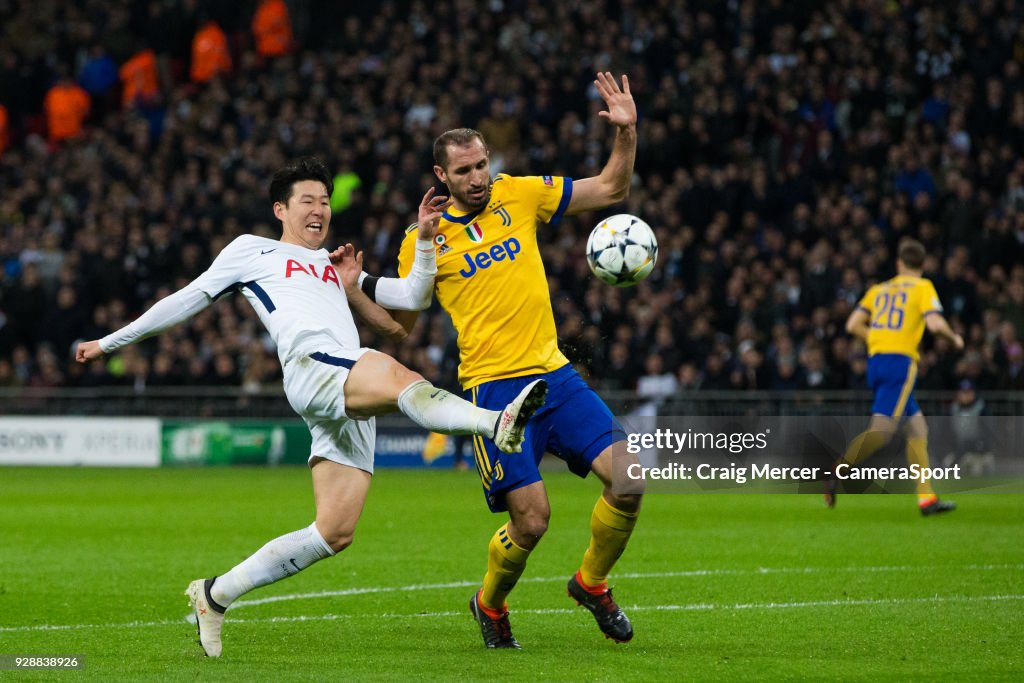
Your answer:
[476,590,508,618]
[575,570,608,595]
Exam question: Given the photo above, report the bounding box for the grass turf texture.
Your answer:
[1,467,1021,681]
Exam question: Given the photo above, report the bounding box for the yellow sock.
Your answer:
[479,524,531,611]
[579,496,639,588]
[841,429,891,467]
[906,436,936,502]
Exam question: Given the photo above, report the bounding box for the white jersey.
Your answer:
[192,234,360,365]
[94,232,430,474]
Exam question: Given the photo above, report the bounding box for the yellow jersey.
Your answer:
[856,275,943,362]
[398,173,573,389]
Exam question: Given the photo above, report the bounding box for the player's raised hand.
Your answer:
[952,333,965,351]
[416,187,451,240]
[331,243,364,291]
[594,71,636,129]
[327,244,347,264]
[75,340,104,363]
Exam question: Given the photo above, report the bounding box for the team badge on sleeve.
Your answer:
[543,175,554,186]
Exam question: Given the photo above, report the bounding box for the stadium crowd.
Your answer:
[2,0,1024,402]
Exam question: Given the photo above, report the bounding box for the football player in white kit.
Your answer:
[75,157,546,657]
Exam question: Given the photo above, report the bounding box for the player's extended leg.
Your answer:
[567,441,641,643]
[905,412,956,516]
[343,350,545,453]
[470,481,550,649]
[825,414,898,507]
[842,414,898,467]
[185,459,369,657]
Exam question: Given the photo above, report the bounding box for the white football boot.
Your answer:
[185,578,226,657]
[493,379,547,453]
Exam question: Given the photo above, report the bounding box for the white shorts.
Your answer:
[283,345,375,473]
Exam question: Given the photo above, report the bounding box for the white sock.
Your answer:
[396,380,498,438]
[210,522,335,608]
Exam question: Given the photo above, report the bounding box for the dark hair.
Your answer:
[897,238,926,270]
[433,128,487,168]
[269,157,333,206]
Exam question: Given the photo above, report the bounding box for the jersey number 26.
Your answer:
[870,291,906,330]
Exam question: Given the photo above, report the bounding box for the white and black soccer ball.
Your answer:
[586,214,658,287]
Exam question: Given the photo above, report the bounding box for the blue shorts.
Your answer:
[867,354,920,418]
[465,364,625,512]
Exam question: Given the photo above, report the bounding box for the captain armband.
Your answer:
[360,274,380,302]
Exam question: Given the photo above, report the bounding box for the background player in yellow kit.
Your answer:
[827,238,965,515]
[390,72,639,648]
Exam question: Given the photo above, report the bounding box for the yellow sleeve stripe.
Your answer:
[404,223,417,234]
[893,362,918,418]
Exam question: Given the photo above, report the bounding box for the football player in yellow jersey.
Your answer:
[390,72,639,648]
[826,238,965,515]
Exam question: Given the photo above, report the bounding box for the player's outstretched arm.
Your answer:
[75,340,105,362]
[566,72,637,215]
[76,283,213,362]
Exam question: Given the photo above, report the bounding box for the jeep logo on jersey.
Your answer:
[284,259,341,289]
[458,238,521,278]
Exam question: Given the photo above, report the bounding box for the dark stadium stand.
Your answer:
[2,0,1024,415]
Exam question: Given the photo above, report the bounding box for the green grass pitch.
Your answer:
[1,466,1022,681]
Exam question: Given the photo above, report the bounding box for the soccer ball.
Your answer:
[586,214,658,287]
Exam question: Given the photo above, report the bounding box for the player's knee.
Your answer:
[513,513,549,544]
[606,491,642,513]
[907,417,928,439]
[392,363,424,392]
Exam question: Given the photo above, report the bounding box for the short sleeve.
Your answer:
[515,175,574,226]
[191,235,254,299]
[921,279,943,315]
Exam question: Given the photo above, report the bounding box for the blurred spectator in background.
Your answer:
[190,19,231,84]
[948,378,995,474]
[252,0,294,60]
[78,45,119,118]
[43,70,90,144]
[635,353,678,416]
[119,47,161,110]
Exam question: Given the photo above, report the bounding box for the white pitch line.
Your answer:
[2,594,1021,634]
[231,579,480,608]
[236,593,1024,621]
[229,562,1024,609]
